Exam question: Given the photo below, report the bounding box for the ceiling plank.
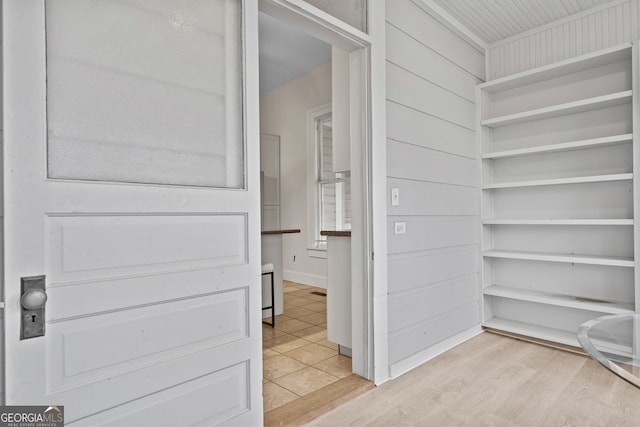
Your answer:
[429,0,620,44]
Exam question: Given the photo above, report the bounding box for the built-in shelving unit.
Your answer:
[478,43,638,347]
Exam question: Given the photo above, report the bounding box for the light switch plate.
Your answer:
[394,222,406,234]
[391,188,400,206]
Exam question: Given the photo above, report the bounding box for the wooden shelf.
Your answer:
[483,318,579,347]
[484,285,634,315]
[482,134,633,160]
[481,91,632,128]
[483,173,632,189]
[479,43,632,94]
[483,249,635,267]
[483,219,633,226]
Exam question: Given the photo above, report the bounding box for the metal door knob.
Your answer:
[21,288,48,310]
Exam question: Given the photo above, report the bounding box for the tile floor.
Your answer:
[262,281,352,412]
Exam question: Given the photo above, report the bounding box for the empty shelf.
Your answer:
[482,134,633,159]
[481,91,632,128]
[483,317,579,347]
[483,249,634,267]
[479,44,632,94]
[484,285,634,315]
[482,219,633,225]
[483,173,632,189]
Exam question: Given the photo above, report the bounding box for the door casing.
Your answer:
[259,0,389,383]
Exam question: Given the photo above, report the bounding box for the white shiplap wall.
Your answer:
[487,0,640,79]
[385,0,485,370]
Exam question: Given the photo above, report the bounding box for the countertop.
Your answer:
[320,230,352,237]
[261,229,301,235]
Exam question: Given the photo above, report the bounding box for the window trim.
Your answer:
[306,102,332,253]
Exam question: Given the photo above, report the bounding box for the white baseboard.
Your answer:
[388,325,483,379]
[283,269,327,289]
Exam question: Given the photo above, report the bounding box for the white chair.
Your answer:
[261,263,275,327]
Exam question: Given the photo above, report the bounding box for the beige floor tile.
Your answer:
[262,325,288,341]
[283,306,315,318]
[283,302,300,311]
[283,295,308,306]
[285,342,337,365]
[288,289,316,298]
[299,301,326,312]
[290,326,326,342]
[316,338,339,351]
[276,318,315,334]
[263,354,309,380]
[283,284,307,293]
[297,312,327,326]
[273,314,291,323]
[273,366,340,396]
[263,381,300,412]
[283,281,306,290]
[298,294,327,302]
[263,347,279,359]
[314,355,353,378]
[264,334,310,353]
[290,294,318,306]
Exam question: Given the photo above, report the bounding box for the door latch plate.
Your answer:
[21,275,46,339]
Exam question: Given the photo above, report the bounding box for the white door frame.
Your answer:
[259,0,389,384]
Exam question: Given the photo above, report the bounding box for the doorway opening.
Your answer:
[257,1,374,422]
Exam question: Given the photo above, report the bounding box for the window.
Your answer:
[302,0,368,33]
[46,0,244,188]
[307,104,351,254]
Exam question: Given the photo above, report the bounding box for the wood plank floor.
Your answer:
[308,332,640,426]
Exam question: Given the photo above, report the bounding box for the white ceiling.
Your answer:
[430,0,621,44]
[259,12,331,95]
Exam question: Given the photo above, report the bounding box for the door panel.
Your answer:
[3,1,263,425]
[47,265,250,322]
[46,214,247,282]
[47,290,249,421]
[97,362,249,427]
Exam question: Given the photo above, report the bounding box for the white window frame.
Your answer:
[307,104,352,258]
[306,102,332,257]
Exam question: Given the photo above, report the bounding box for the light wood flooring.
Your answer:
[263,282,354,412]
[309,331,640,426]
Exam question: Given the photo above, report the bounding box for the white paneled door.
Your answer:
[3,1,263,425]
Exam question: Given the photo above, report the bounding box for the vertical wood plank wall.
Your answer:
[385,0,485,369]
[487,0,640,80]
